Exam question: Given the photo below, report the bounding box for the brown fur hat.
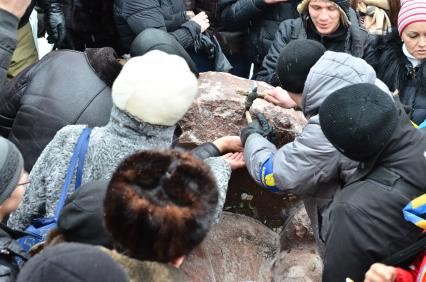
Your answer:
[104,149,218,263]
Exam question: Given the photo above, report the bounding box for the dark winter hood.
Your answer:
[355,105,426,191]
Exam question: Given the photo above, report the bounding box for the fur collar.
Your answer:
[84,47,122,87]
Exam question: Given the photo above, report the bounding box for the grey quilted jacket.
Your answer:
[244,51,389,254]
[8,106,231,231]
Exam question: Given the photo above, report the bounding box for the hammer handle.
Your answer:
[245,111,253,123]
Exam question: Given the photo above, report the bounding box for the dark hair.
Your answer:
[388,0,401,29]
[104,149,218,262]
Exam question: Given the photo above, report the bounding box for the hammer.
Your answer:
[238,81,266,123]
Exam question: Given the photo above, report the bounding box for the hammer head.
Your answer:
[244,81,259,112]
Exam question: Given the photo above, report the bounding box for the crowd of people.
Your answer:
[0,0,426,281]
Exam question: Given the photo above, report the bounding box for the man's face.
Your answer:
[308,0,341,35]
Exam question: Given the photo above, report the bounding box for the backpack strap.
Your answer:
[75,128,92,189]
[54,127,92,220]
[382,233,426,266]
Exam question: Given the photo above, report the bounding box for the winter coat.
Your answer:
[0,224,28,282]
[57,0,119,50]
[244,51,390,255]
[364,30,426,125]
[113,0,200,54]
[0,10,19,92]
[253,9,371,85]
[218,0,300,67]
[0,48,122,172]
[322,106,426,282]
[7,106,231,231]
[100,247,187,282]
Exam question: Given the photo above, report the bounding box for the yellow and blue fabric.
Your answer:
[259,156,279,192]
[403,194,426,230]
[418,119,426,129]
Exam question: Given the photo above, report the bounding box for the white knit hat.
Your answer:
[112,50,198,126]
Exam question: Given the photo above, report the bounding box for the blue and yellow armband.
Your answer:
[403,194,426,229]
[258,157,279,193]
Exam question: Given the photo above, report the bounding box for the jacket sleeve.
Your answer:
[322,203,377,282]
[219,0,267,30]
[252,19,293,85]
[0,10,19,91]
[124,0,200,49]
[203,157,231,223]
[7,128,72,231]
[244,121,347,195]
[0,63,33,138]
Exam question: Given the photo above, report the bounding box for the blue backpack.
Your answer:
[17,128,92,252]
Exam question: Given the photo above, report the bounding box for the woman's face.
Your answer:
[401,21,426,60]
[308,0,341,35]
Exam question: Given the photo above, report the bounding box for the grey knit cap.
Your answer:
[0,137,24,204]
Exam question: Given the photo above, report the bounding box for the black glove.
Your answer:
[194,33,215,60]
[240,112,276,146]
[43,1,67,48]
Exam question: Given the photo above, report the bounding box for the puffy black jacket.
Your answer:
[219,0,300,67]
[0,48,121,171]
[322,105,426,281]
[114,0,200,54]
[364,30,426,125]
[253,9,371,85]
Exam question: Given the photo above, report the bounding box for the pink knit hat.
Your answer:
[398,0,426,35]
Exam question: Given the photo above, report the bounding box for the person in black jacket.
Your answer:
[218,0,301,74]
[364,0,426,126]
[113,0,210,56]
[0,48,120,172]
[38,0,119,51]
[318,83,426,282]
[253,0,370,86]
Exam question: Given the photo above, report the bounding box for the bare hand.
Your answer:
[190,11,210,33]
[264,0,288,4]
[0,0,31,18]
[264,87,297,109]
[222,152,245,170]
[213,136,243,153]
[364,263,397,282]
